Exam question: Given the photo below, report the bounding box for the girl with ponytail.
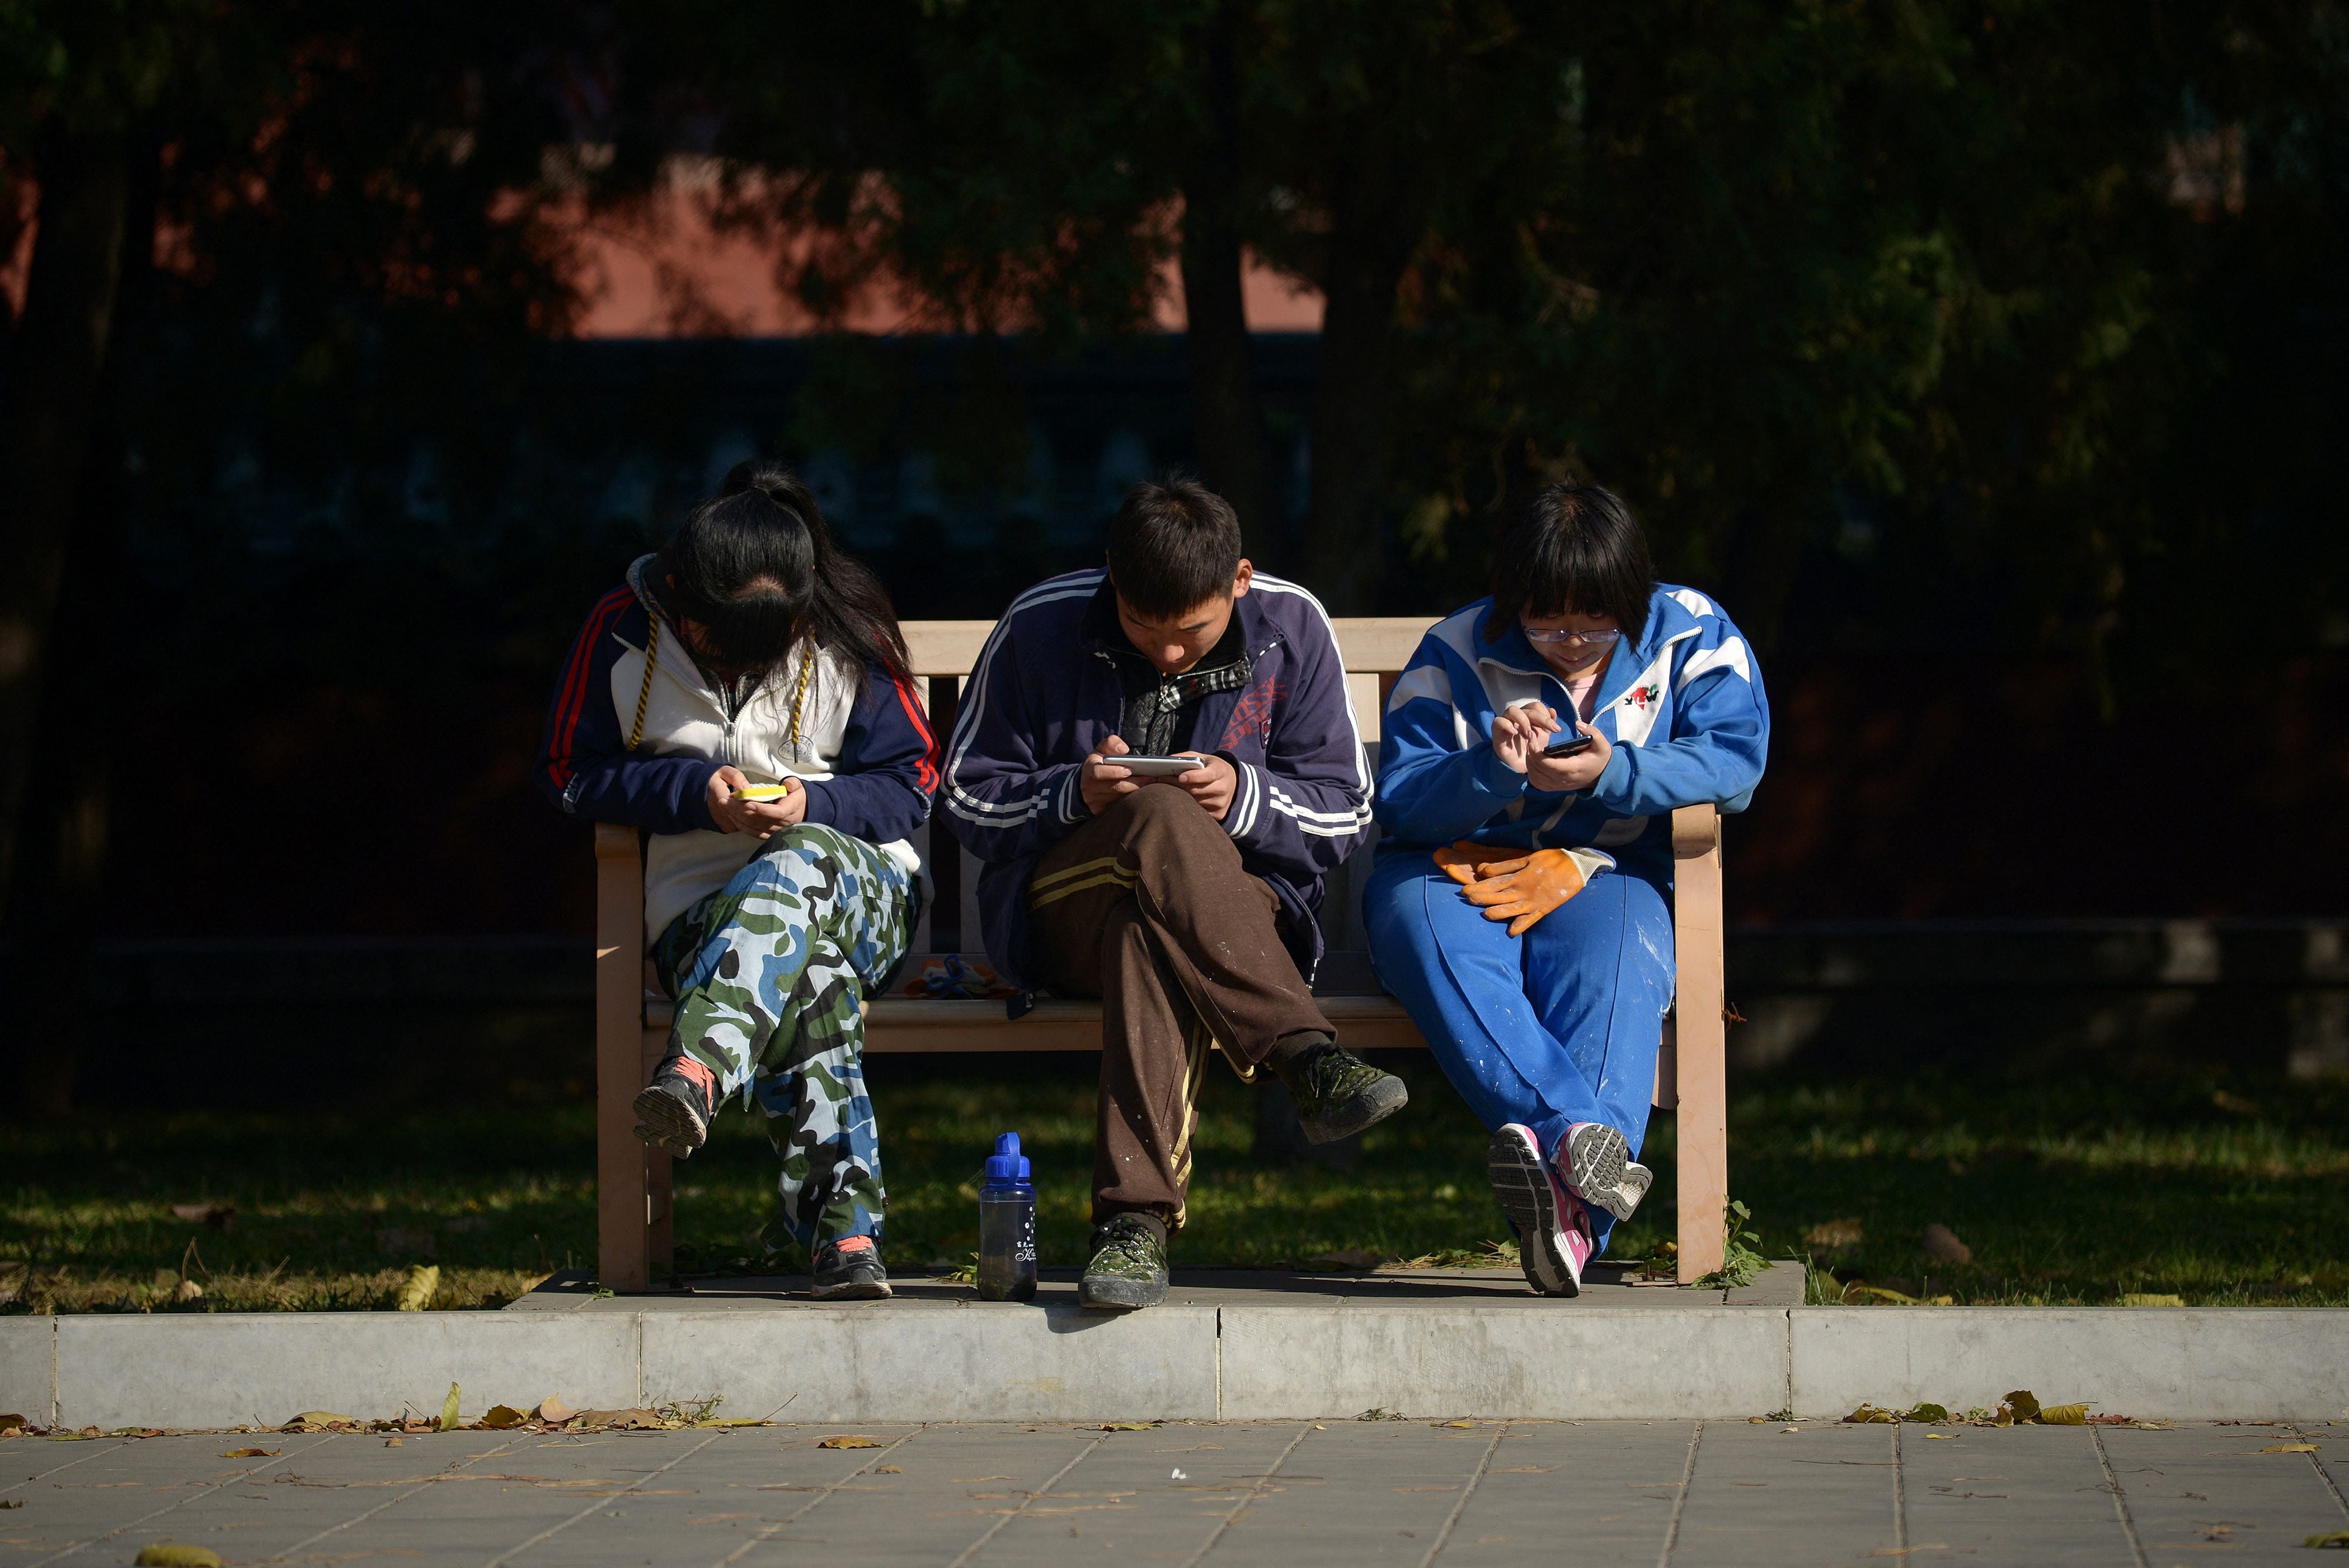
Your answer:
[536,460,940,1300]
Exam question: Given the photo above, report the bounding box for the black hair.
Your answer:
[661,459,910,682]
[1104,476,1244,619]
[1486,483,1654,645]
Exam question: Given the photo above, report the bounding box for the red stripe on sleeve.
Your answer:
[544,588,633,789]
[891,672,941,796]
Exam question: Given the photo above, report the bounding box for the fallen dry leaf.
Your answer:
[281,1411,360,1432]
[1845,1405,1901,1424]
[1098,1423,1152,1431]
[438,1383,461,1434]
[394,1265,440,1313]
[875,1463,903,1473]
[2262,1442,2320,1453]
[0,1414,31,1435]
[570,1408,670,1431]
[2038,1404,2089,1426]
[537,1397,576,1424]
[2303,1530,2349,1548]
[384,1437,403,1448]
[220,1447,279,1458]
[479,1406,530,1430]
[1435,1420,1476,1429]
[819,1435,883,1449]
[2118,1293,2185,1307]
[173,1280,203,1304]
[134,1544,221,1568]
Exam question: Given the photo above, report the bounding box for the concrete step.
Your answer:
[6,1264,2345,1431]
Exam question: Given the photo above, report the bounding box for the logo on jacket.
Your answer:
[1624,684,1660,711]
[1218,678,1285,751]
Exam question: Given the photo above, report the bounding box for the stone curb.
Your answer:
[5,1308,2345,1428]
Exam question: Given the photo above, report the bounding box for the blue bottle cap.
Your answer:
[984,1131,1030,1182]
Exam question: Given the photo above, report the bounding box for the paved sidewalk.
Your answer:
[3,1418,2342,1567]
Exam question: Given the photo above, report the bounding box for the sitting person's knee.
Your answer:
[1112,783,1225,835]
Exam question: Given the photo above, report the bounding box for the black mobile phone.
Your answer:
[1543,733,1596,759]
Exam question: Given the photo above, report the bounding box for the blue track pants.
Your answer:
[1363,850,1675,1254]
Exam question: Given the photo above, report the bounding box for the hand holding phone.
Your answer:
[1527,722,1611,792]
[1116,754,1208,777]
[708,766,805,837]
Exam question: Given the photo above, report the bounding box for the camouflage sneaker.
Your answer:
[1288,1043,1409,1145]
[1079,1213,1169,1311]
[632,1058,716,1160]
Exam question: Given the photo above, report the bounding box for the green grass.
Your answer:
[3,1060,2344,1312]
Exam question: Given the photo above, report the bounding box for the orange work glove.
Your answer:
[1433,840,1527,886]
[1455,847,1613,936]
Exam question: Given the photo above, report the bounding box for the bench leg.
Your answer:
[595,823,654,1293]
[1671,806,1729,1284]
[641,1022,674,1273]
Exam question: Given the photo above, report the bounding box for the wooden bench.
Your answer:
[593,618,1730,1291]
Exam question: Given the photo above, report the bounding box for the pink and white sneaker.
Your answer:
[1486,1124,1594,1297]
[1559,1121,1654,1223]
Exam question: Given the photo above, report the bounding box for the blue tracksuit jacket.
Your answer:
[1375,586,1769,867]
[941,570,1374,990]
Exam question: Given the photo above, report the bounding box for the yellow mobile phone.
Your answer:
[732,780,798,802]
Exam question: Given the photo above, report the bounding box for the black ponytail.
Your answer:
[661,460,911,684]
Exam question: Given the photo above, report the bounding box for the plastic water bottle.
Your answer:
[977,1132,1038,1301]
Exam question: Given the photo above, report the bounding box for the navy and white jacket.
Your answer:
[1375,586,1768,870]
[943,570,1373,989]
[537,554,940,941]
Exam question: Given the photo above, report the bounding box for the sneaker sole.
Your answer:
[1487,1126,1579,1298]
[1079,1276,1169,1311]
[1564,1123,1643,1221]
[1298,1075,1410,1145]
[631,1086,707,1160]
[807,1276,892,1301]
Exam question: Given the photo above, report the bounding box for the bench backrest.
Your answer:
[898,617,1435,981]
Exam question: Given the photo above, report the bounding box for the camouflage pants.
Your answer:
[652,824,917,1254]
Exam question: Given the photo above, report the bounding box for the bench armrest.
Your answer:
[1671,802,1720,859]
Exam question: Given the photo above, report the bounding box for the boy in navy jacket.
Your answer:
[942,477,1403,1310]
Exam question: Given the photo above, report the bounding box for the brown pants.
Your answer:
[1027,786,1333,1229]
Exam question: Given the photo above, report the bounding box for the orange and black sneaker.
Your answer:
[810,1235,891,1300]
[632,1056,716,1159]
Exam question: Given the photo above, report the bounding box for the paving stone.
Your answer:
[965,1419,1312,1566]
[1899,1424,2129,1564]
[1200,1422,1512,1565]
[1432,1419,1700,1566]
[719,1422,1109,1567]
[2104,1424,2348,1563]
[1670,1421,1902,1567]
[487,1426,900,1567]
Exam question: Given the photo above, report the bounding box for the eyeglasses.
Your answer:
[1520,624,1621,646]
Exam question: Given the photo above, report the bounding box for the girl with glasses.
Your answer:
[1362,484,1770,1296]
